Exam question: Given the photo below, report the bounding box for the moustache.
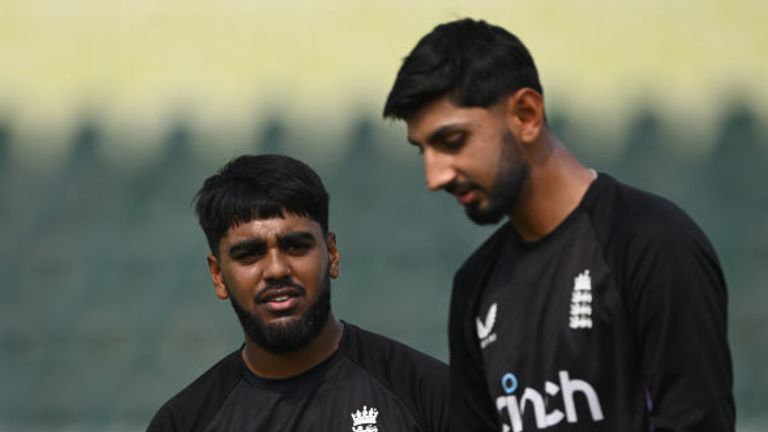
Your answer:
[445,180,479,195]
[254,278,306,303]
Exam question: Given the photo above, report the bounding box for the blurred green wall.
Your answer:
[1,105,766,430]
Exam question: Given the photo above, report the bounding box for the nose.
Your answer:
[423,148,456,191]
[263,249,291,281]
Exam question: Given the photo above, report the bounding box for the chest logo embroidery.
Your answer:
[569,270,593,329]
[351,405,379,432]
[477,302,498,349]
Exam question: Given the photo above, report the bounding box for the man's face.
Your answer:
[208,214,340,353]
[406,96,528,225]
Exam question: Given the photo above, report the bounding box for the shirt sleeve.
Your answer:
[448,271,502,432]
[145,403,178,432]
[623,222,735,431]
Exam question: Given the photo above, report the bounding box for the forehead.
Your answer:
[406,97,500,142]
[223,214,323,243]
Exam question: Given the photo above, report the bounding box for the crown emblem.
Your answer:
[569,269,594,329]
[350,405,379,432]
[574,269,591,291]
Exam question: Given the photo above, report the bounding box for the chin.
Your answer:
[265,314,303,327]
[466,203,506,225]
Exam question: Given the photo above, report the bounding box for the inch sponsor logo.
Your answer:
[477,303,498,349]
[495,371,604,431]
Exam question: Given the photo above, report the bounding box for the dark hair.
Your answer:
[383,18,542,120]
[194,154,329,256]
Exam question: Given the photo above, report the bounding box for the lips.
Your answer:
[256,286,304,313]
[456,189,477,205]
[447,186,477,205]
[447,183,479,205]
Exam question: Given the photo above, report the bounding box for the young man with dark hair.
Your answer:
[384,18,734,431]
[147,154,448,432]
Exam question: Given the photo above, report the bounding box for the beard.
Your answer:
[465,130,528,225]
[227,272,332,354]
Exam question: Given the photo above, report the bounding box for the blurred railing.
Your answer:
[0,104,765,430]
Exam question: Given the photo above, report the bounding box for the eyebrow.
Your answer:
[408,123,465,147]
[227,231,317,256]
[277,231,317,246]
[228,238,266,256]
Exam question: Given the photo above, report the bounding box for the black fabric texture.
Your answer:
[147,322,448,432]
[448,173,734,432]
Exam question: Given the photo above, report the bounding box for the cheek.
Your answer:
[464,153,501,187]
[484,142,512,179]
[462,136,505,175]
[222,265,261,292]
[293,256,329,286]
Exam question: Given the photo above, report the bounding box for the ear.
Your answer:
[504,88,545,143]
[326,231,340,279]
[207,254,229,300]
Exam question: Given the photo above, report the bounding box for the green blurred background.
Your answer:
[1,0,766,430]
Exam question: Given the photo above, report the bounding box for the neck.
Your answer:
[241,315,344,379]
[508,134,595,242]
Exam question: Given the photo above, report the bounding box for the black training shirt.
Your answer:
[449,174,734,431]
[148,322,448,432]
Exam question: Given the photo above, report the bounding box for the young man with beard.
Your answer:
[383,19,734,432]
[147,155,447,432]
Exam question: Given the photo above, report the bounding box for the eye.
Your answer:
[232,245,266,262]
[283,241,312,255]
[442,132,466,150]
[232,253,258,266]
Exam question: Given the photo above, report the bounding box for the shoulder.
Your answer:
[587,175,725,303]
[339,323,448,431]
[340,322,447,384]
[147,349,243,432]
[587,174,715,253]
